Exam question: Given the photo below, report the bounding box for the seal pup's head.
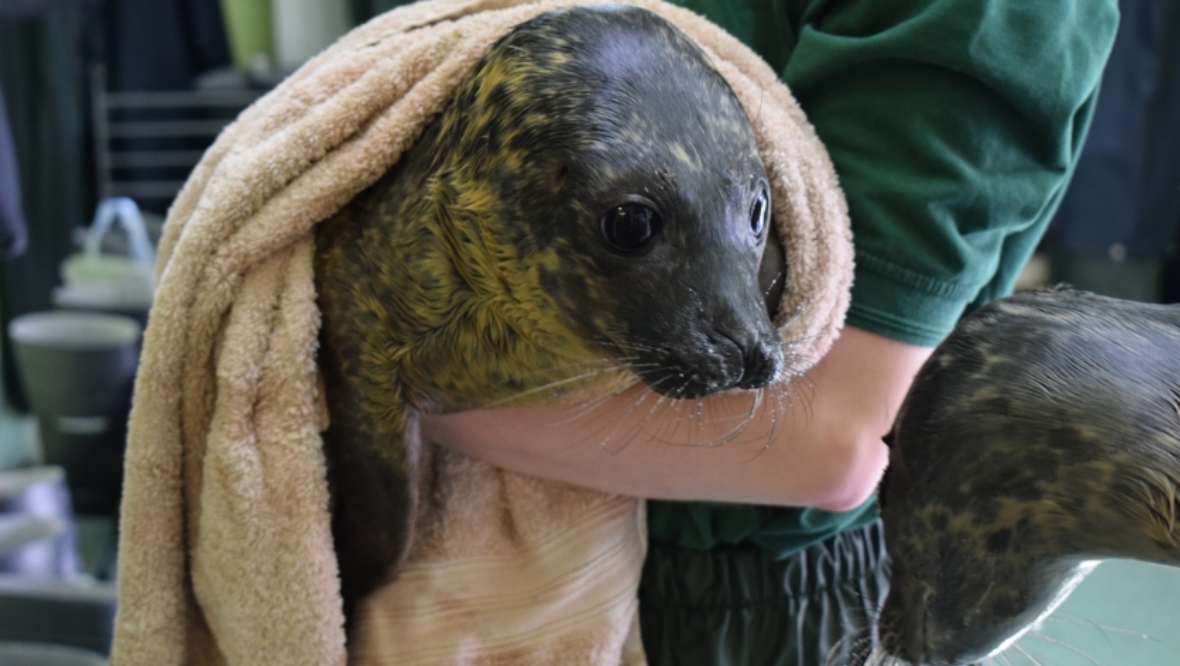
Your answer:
[429,5,785,400]
[874,289,1180,666]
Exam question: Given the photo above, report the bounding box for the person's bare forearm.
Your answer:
[420,326,932,510]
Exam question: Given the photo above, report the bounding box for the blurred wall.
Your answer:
[1047,0,1180,302]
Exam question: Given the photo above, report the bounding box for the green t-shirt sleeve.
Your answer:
[652,0,1119,556]
[779,0,1119,346]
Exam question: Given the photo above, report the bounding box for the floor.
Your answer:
[1002,559,1180,666]
[2,378,1178,664]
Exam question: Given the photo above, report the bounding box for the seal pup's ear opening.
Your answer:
[550,163,569,192]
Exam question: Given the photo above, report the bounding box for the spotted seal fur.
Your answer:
[314,5,786,624]
[869,288,1180,666]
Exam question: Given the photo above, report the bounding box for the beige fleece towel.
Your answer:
[111,1,853,665]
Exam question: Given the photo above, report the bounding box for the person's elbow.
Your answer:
[808,432,889,513]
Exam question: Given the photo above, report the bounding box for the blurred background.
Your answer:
[0,0,1178,664]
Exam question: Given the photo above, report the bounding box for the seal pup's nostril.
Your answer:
[737,340,782,389]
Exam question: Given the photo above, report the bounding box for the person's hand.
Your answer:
[420,325,932,510]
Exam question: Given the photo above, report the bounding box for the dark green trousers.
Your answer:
[639,521,890,666]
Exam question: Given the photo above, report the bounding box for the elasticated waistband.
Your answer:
[638,521,890,666]
[640,520,889,609]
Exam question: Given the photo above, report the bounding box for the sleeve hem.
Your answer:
[847,252,977,347]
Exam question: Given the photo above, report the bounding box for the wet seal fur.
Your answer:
[315,5,787,627]
[870,289,1180,666]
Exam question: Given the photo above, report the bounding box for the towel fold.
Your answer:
[112,1,853,664]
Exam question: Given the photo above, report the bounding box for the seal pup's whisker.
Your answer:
[653,377,749,448]
[652,389,759,449]
[589,339,666,355]
[481,363,629,407]
[858,635,882,666]
[983,654,1004,666]
[606,389,673,454]
[483,357,652,407]
[762,267,785,300]
[725,386,761,441]
[1006,647,1033,666]
[790,370,818,422]
[826,628,868,666]
[1025,633,1105,666]
[671,377,742,440]
[593,374,679,452]
[765,380,791,444]
[573,381,660,438]
[1044,615,1173,649]
[1011,642,1049,666]
[743,375,803,454]
[477,355,631,383]
[846,641,869,666]
[769,377,788,434]
[693,402,755,447]
[775,303,807,331]
[647,389,694,446]
[547,383,657,437]
[857,642,890,666]
[649,395,704,447]
[750,387,778,444]
[550,376,650,427]
[754,385,782,445]
[729,389,774,457]
[692,397,707,443]
[741,382,793,457]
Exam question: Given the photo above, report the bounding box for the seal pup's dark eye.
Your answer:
[750,186,770,238]
[600,203,663,253]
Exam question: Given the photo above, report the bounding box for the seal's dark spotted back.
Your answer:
[876,289,1180,665]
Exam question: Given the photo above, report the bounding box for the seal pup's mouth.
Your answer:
[620,332,785,400]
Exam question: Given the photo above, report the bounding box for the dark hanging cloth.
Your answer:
[0,85,28,261]
[0,0,83,20]
[1153,4,1180,301]
[349,0,417,25]
[90,0,231,92]
[0,4,89,412]
[88,0,234,214]
[1048,0,1180,264]
[0,0,71,264]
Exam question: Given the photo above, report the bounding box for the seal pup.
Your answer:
[315,5,786,627]
[866,288,1180,666]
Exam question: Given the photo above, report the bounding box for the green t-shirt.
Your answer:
[649,0,1119,558]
